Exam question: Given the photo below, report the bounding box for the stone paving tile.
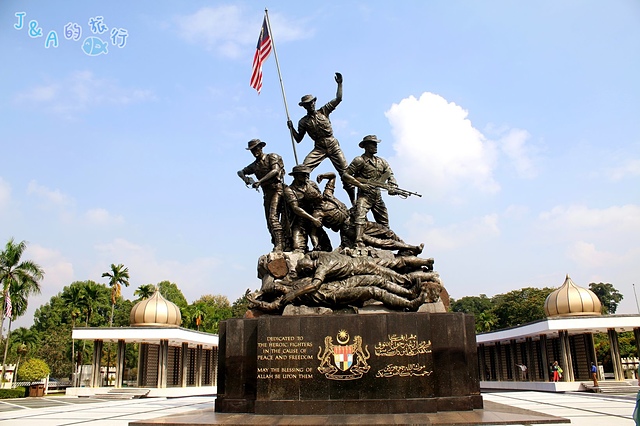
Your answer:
[0,392,635,425]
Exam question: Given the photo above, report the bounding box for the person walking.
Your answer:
[590,362,599,387]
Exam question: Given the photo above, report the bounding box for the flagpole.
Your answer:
[264,9,299,165]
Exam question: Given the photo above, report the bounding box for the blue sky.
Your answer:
[1,1,639,329]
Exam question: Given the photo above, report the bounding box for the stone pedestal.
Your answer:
[215,312,482,415]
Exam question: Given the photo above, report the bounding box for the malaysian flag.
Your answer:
[4,290,11,318]
[250,16,272,94]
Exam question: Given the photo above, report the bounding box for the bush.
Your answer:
[17,358,51,382]
[0,387,26,399]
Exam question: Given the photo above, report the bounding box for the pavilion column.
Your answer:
[525,337,535,381]
[181,343,188,387]
[608,328,624,381]
[196,345,203,387]
[137,343,146,387]
[495,342,504,381]
[585,333,598,376]
[634,328,640,359]
[539,334,550,382]
[559,330,575,382]
[90,340,103,387]
[478,344,487,380]
[115,340,126,388]
[510,339,519,381]
[157,340,168,388]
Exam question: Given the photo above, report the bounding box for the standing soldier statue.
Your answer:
[287,72,356,206]
[238,139,286,251]
[343,135,399,247]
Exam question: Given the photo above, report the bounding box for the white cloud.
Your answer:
[566,241,630,269]
[27,180,74,208]
[538,204,640,272]
[174,6,308,58]
[15,71,155,117]
[93,238,223,303]
[405,212,500,251]
[15,84,60,102]
[386,92,500,198]
[27,180,124,227]
[539,204,640,235]
[503,204,529,219]
[606,158,640,181]
[85,208,125,226]
[496,128,537,178]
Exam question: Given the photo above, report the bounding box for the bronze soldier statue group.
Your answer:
[238,73,443,314]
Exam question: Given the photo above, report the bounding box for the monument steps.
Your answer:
[582,380,640,394]
[90,388,151,399]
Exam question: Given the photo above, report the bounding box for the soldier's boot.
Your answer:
[272,231,284,252]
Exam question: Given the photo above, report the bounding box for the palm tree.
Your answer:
[81,281,106,327]
[9,327,39,381]
[1,277,42,367]
[61,284,87,364]
[102,264,130,327]
[134,284,155,300]
[193,303,207,331]
[187,304,207,331]
[77,281,107,386]
[0,238,44,380]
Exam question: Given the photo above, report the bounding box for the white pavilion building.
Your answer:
[476,275,640,392]
[68,289,219,397]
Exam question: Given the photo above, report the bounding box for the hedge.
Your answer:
[0,387,26,399]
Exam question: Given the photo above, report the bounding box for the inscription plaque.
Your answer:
[215,312,482,415]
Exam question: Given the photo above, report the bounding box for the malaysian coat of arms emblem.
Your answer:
[317,330,370,380]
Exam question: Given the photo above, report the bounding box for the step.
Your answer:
[90,388,150,399]
[582,382,640,394]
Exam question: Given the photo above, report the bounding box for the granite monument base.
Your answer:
[215,312,482,415]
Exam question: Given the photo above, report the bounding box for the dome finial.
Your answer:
[544,274,601,317]
[130,287,182,327]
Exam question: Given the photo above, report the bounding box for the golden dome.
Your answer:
[130,288,182,326]
[544,275,602,317]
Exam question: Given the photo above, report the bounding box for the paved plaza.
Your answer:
[0,391,635,425]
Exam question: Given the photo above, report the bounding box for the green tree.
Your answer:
[61,283,86,364]
[187,294,232,333]
[17,358,50,383]
[0,238,44,381]
[39,326,73,378]
[134,284,155,300]
[1,276,42,378]
[7,327,40,376]
[450,294,495,332]
[157,281,188,309]
[185,303,207,331]
[102,264,130,327]
[32,281,111,379]
[231,293,250,318]
[589,282,623,314]
[82,281,110,327]
[491,287,555,329]
[475,311,499,333]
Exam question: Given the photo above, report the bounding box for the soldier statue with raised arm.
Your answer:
[287,72,356,206]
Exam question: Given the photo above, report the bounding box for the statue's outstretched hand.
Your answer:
[335,72,343,84]
[287,120,294,130]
